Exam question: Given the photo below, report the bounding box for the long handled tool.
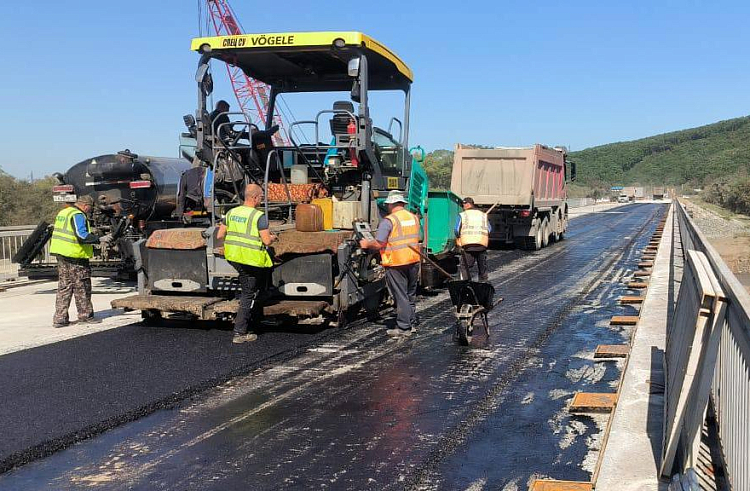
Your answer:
[408,245,453,280]
[485,200,501,216]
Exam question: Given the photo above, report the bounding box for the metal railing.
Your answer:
[0,225,52,282]
[567,197,598,208]
[671,200,750,489]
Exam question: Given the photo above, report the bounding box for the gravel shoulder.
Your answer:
[681,198,750,292]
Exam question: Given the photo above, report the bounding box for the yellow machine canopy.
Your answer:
[191,31,413,92]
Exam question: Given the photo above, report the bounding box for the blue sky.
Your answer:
[2,0,750,178]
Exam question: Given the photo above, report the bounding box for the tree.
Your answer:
[422,149,454,190]
[0,168,58,226]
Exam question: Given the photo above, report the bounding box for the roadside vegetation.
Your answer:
[701,175,750,216]
[0,170,58,226]
[569,115,750,187]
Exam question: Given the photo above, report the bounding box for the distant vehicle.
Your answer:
[653,187,665,200]
[618,194,630,203]
[451,144,575,250]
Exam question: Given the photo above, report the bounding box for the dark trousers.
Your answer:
[230,262,269,335]
[54,257,93,324]
[385,263,419,331]
[462,247,488,281]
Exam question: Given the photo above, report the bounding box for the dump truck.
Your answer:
[450,144,576,250]
[111,31,461,327]
[653,187,665,200]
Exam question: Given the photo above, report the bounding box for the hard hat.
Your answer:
[76,195,94,206]
[384,190,407,204]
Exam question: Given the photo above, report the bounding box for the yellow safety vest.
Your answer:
[458,209,489,247]
[49,206,94,259]
[223,205,272,268]
[381,209,421,267]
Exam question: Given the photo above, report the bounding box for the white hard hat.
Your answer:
[384,190,407,204]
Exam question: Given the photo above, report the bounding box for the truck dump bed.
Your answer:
[450,144,566,208]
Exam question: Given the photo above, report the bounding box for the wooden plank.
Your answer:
[638,261,654,268]
[594,344,630,358]
[611,315,639,325]
[620,296,644,304]
[570,392,617,412]
[530,480,593,491]
[633,270,651,277]
[628,282,649,289]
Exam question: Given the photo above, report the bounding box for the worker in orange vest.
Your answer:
[360,190,421,337]
[456,197,491,282]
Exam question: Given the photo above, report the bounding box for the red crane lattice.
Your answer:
[205,0,288,145]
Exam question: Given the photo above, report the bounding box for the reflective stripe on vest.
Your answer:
[459,209,489,247]
[49,207,94,259]
[381,209,420,267]
[223,206,272,268]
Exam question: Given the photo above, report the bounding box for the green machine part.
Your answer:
[425,190,463,257]
[406,145,463,257]
[407,146,429,215]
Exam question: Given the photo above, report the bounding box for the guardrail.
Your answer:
[0,225,51,282]
[665,201,750,489]
[567,197,597,208]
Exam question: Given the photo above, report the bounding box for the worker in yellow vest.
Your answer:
[360,190,421,337]
[456,197,491,282]
[49,195,111,327]
[217,183,276,344]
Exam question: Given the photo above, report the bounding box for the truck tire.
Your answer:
[533,220,543,250]
[559,214,567,241]
[551,212,561,243]
[541,218,550,248]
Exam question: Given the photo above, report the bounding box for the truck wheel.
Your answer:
[558,215,567,241]
[541,218,550,248]
[533,221,543,250]
[551,213,561,243]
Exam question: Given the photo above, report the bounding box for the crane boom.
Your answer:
[204,0,288,145]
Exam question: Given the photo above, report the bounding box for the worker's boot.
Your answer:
[78,316,102,325]
[52,321,69,329]
[232,332,258,344]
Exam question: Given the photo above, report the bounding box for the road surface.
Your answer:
[0,204,666,490]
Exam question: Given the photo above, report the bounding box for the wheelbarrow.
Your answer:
[447,280,501,345]
[408,246,502,345]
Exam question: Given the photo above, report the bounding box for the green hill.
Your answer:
[570,115,750,186]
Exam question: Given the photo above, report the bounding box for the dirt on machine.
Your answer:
[450,144,577,250]
[112,31,462,327]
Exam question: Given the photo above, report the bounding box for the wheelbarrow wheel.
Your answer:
[456,304,474,346]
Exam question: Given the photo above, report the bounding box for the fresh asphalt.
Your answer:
[0,204,666,490]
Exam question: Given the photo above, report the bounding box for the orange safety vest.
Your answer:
[458,209,489,247]
[381,209,420,267]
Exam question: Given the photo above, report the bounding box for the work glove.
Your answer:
[99,234,114,245]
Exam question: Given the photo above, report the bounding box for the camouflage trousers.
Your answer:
[53,258,93,325]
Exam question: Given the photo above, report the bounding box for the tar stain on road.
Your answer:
[0,204,666,490]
